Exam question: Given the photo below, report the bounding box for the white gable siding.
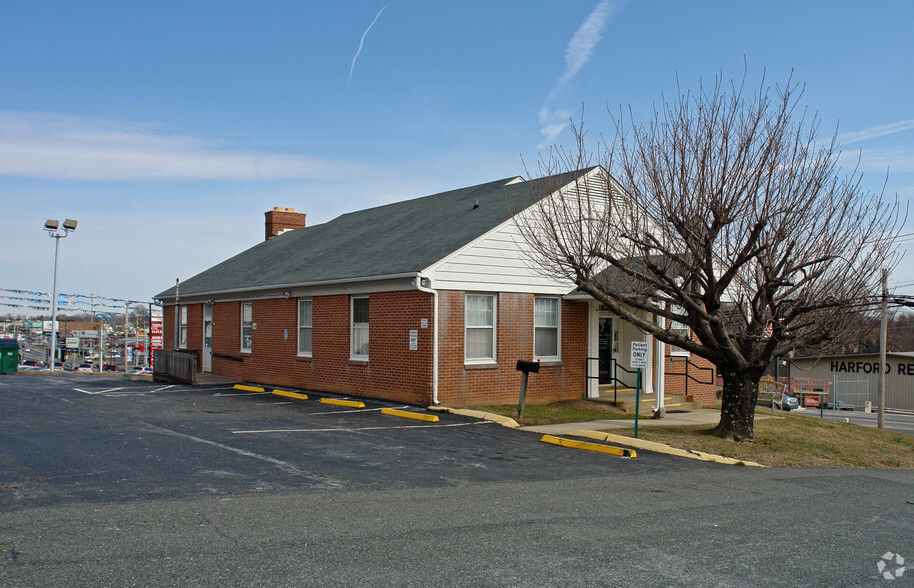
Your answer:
[423,167,617,294]
[424,219,574,293]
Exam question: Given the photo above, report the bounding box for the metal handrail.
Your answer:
[666,356,715,398]
[586,357,636,402]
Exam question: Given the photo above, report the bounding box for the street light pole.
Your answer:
[878,268,888,429]
[44,219,77,372]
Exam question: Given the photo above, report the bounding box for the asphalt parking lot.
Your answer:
[0,373,708,510]
[2,373,913,585]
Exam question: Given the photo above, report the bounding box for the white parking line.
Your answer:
[73,388,104,395]
[214,391,273,396]
[231,421,493,434]
[154,428,339,484]
[72,384,181,396]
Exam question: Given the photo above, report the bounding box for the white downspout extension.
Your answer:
[415,275,439,405]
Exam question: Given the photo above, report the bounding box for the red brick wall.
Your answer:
[206,292,435,405]
[436,291,588,407]
[165,292,720,406]
[664,352,718,405]
[163,289,589,408]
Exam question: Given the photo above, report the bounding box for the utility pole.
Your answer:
[124,301,129,373]
[878,268,887,430]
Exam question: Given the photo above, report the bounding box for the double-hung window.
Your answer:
[533,297,560,360]
[298,299,312,356]
[351,297,369,359]
[178,306,188,349]
[669,304,690,356]
[241,302,253,353]
[465,294,496,363]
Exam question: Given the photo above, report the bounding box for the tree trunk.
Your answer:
[712,367,764,441]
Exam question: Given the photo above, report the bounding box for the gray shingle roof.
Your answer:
[155,168,594,300]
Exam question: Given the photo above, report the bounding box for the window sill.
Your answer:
[295,354,312,362]
[534,359,562,367]
[348,358,369,366]
[464,362,498,370]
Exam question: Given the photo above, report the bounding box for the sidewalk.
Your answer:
[521,408,774,435]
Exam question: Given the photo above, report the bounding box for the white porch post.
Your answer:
[586,302,600,398]
[655,338,666,417]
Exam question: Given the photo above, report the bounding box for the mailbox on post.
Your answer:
[516,360,540,417]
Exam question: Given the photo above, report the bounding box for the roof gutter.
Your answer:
[155,272,420,303]
[415,274,439,406]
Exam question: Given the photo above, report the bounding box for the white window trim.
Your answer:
[350,296,369,360]
[298,298,313,357]
[465,293,497,364]
[533,296,561,361]
[241,302,253,353]
[669,304,690,357]
[178,306,188,349]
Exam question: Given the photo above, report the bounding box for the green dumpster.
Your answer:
[0,338,19,374]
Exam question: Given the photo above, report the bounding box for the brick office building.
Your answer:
[155,167,716,407]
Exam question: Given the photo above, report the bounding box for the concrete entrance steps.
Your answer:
[593,388,704,415]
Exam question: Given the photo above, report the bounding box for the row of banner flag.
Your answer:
[0,288,149,314]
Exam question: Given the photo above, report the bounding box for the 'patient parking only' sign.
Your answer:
[630,341,649,368]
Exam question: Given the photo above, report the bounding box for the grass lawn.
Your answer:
[470,401,914,468]
[473,399,635,426]
[607,413,914,468]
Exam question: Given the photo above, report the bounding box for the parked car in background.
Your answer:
[20,359,40,368]
[76,363,95,372]
[102,364,124,373]
[757,389,800,411]
[129,366,153,375]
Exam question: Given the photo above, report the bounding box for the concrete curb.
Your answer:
[565,429,767,467]
[428,406,520,428]
[540,434,636,458]
[429,406,765,467]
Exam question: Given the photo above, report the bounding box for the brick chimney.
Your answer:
[264,207,307,240]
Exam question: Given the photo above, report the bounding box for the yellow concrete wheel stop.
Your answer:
[273,389,309,400]
[319,398,366,408]
[381,407,439,422]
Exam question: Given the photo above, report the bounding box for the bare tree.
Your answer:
[517,72,902,440]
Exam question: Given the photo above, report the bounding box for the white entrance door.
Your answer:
[202,304,212,372]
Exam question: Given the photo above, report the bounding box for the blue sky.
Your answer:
[3,1,914,315]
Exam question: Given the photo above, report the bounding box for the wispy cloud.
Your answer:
[839,145,914,175]
[0,111,360,181]
[538,0,623,148]
[838,119,914,146]
[348,5,387,86]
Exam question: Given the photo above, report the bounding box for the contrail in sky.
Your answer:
[538,0,623,148]
[838,119,914,146]
[349,5,387,86]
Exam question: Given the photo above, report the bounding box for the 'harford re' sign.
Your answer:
[630,341,649,368]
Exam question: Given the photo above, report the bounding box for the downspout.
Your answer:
[415,275,439,405]
[173,278,180,350]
